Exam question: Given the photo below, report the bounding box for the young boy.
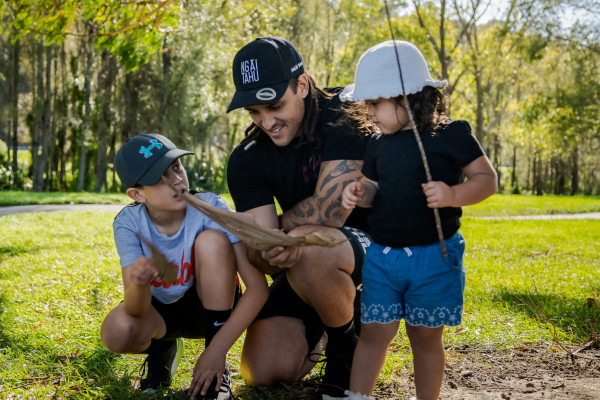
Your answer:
[100,133,268,400]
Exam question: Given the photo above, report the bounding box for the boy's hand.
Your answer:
[422,181,456,208]
[188,347,226,399]
[129,256,159,286]
[342,181,364,210]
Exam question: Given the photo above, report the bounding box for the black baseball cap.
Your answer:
[227,36,305,112]
[114,133,193,189]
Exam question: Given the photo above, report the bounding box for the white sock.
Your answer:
[322,390,375,400]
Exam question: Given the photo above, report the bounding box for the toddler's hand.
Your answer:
[422,181,455,208]
[342,182,364,209]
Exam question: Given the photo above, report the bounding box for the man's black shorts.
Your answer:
[254,226,372,351]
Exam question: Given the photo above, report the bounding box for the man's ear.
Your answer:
[297,74,309,99]
[126,187,146,203]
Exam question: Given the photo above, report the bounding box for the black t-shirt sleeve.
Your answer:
[226,144,274,212]
[443,120,485,168]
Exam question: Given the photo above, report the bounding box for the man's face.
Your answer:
[244,75,309,147]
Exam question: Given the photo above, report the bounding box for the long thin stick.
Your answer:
[384,1,448,258]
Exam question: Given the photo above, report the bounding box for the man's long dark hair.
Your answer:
[240,73,334,148]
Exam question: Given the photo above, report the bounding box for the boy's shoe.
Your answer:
[199,367,233,400]
[317,340,356,397]
[139,338,184,392]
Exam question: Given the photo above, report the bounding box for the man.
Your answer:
[226,36,372,397]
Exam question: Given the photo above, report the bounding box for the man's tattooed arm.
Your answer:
[280,160,363,232]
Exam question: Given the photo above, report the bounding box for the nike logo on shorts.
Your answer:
[213,321,226,327]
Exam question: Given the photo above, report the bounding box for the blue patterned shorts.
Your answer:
[361,232,466,327]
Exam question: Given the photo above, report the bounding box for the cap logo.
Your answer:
[291,61,303,73]
[241,58,259,84]
[256,88,276,101]
[139,139,163,158]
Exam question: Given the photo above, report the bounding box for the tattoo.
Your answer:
[291,201,318,223]
[319,160,361,192]
[324,178,355,220]
[284,160,362,230]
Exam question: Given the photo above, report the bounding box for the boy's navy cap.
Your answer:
[227,37,305,112]
[114,133,193,189]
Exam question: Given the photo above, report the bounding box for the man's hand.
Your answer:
[260,245,302,270]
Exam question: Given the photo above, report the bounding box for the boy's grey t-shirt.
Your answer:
[113,191,239,304]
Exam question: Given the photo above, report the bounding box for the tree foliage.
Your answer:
[0,0,598,195]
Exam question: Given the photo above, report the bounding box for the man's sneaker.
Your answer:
[139,338,184,392]
[317,340,356,397]
[200,367,233,400]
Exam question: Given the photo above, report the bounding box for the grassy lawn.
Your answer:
[0,195,598,399]
[464,193,600,217]
[2,191,600,217]
[0,191,131,206]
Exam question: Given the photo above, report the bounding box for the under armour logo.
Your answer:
[139,139,163,158]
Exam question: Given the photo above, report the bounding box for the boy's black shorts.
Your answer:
[151,280,242,341]
[255,226,371,351]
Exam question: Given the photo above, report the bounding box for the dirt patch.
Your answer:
[387,343,600,399]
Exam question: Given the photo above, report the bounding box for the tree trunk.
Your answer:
[77,24,95,192]
[32,40,44,191]
[95,51,117,193]
[160,35,171,134]
[48,45,60,191]
[57,45,68,190]
[532,154,538,195]
[571,146,579,195]
[10,38,20,189]
[37,45,53,191]
[472,25,485,145]
[511,146,517,190]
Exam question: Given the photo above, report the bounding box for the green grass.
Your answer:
[2,191,599,217]
[0,191,130,206]
[0,190,236,209]
[464,193,600,217]
[0,198,599,398]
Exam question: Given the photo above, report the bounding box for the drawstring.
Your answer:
[383,246,413,257]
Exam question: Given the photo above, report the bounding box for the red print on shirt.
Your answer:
[151,245,195,289]
[302,155,322,183]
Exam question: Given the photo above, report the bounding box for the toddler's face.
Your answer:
[365,98,409,134]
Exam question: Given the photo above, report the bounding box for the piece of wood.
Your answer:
[140,237,178,283]
[163,177,346,251]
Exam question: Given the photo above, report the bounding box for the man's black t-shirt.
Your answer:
[227,90,370,232]
[362,120,485,248]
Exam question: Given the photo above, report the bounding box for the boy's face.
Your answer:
[128,159,189,212]
[243,75,309,147]
[365,97,410,135]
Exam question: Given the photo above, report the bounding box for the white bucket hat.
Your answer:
[340,40,447,102]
